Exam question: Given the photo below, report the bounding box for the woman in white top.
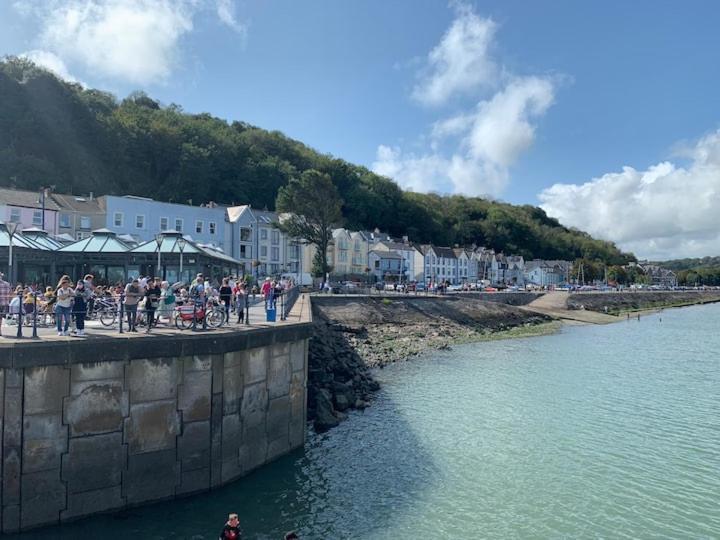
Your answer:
[55,275,74,336]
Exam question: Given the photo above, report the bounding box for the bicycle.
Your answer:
[173,301,226,329]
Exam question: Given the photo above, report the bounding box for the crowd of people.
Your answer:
[0,271,295,337]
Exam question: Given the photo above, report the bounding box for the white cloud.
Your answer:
[19,50,82,84]
[412,5,498,106]
[13,0,249,85]
[539,130,720,259]
[216,0,247,36]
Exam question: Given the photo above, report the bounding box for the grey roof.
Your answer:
[378,240,417,252]
[433,246,457,259]
[131,231,241,265]
[370,249,403,260]
[19,228,64,250]
[0,187,61,211]
[58,229,132,253]
[0,223,51,249]
[50,193,104,213]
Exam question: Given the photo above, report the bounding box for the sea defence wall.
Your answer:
[0,322,310,533]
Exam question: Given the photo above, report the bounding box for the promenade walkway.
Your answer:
[0,294,310,344]
[522,291,619,324]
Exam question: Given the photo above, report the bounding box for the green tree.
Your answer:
[276,170,343,278]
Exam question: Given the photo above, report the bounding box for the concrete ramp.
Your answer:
[521,291,619,325]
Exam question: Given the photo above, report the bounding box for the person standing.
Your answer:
[218,513,242,540]
[144,278,161,333]
[73,280,89,336]
[0,273,9,336]
[219,278,232,324]
[124,278,141,332]
[234,281,247,324]
[55,276,74,336]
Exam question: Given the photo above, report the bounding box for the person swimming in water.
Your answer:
[219,513,242,540]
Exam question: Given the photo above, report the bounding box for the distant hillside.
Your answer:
[656,257,720,271]
[0,57,634,264]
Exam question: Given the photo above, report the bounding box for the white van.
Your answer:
[281,273,313,287]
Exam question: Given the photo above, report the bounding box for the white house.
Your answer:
[376,240,423,282]
[422,245,458,284]
[524,260,571,287]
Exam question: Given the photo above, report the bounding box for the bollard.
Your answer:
[202,299,208,331]
[16,290,23,339]
[245,297,250,326]
[32,291,38,339]
[119,292,125,334]
[280,291,285,321]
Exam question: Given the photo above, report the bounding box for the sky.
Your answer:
[2,0,720,260]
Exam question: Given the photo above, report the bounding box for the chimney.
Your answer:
[402,235,408,244]
[89,192,94,201]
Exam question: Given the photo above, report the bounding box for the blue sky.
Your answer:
[2,1,720,259]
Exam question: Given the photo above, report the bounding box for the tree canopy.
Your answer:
[0,57,635,265]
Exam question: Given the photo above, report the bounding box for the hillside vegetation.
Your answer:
[0,57,633,264]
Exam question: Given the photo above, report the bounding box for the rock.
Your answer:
[335,394,351,412]
[313,391,339,433]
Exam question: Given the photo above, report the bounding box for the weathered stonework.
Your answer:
[0,322,310,533]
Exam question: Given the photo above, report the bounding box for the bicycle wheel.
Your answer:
[100,308,117,327]
[175,312,193,330]
[206,308,225,328]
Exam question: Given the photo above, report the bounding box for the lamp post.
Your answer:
[154,233,164,279]
[6,222,20,285]
[177,236,187,283]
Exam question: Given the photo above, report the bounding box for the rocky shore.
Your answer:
[308,296,551,431]
[567,290,720,314]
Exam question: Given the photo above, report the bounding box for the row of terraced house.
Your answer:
[0,187,572,286]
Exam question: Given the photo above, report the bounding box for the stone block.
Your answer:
[71,361,125,382]
[268,353,291,400]
[245,347,268,385]
[266,397,290,442]
[127,358,179,403]
[0,369,5,417]
[4,386,23,447]
[222,365,243,415]
[123,449,179,504]
[290,372,305,420]
[64,381,128,437]
[62,486,124,521]
[21,469,66,529]
[125,400,180,455]
[61,432,125,493]
[184,355,212,373]
[272,341,290,359]
[289,419,305,449]
[176,467,210,496]
[178,370,211,422]
[239,435,267,474]
[267,435,291,462]
[5,368,22,388]
[224,350,244,369]
[22,414,68,473]
[2,505,20,534]
[178,421,211,471]
[211,354,224,394]
[221,414,241,461]
[290,340,305,373]
[24,366,69,416]
[210,394,223,488]
[2,447,21,506]
[221,457,242,484]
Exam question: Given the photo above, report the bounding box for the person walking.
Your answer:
[144,278,161,333]
[124,278,142,332]
[158,281,176,323]
[219,278,232,325]
[73,280,89,336]
[0,273,9,336]
[55,276,74,336]
[234,281,247,324]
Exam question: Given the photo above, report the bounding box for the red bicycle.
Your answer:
[173,302,226,329]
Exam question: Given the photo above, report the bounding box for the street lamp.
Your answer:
[177,236,187,283]
[154,233,164,279]
[6,222,20,284]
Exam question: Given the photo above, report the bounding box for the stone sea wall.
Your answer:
[0,325,310,533]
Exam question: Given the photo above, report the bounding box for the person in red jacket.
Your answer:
[219,513,242,539]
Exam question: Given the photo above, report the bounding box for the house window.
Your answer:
[270,264,280,274]
[9,208,20,223]
[209,221,216,234]
[339,251,348,262]
[33,210,43,226]
[113,212,123,227]
[240,228,251,241]
[239,245,250,258]
[76,232,85,240]
[260,246,268,258]
[135,215,145,229]
[260,228,268,240]
[160,217,169,230]
[59,213,71,228]
[80,216,91,230]
[195,220,203,234]
[271,247,279,261]
[271,230,280,245]
[175,218,183,232]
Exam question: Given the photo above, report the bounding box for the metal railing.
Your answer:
[281,286,300,320]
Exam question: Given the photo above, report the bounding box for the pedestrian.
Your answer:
[219,278,232,324]
[261,277,272,299]
[0,273,9,336]
[218,513,242,540]
[55,276,74,336]
[124,278,142,332]
[234,281,247,324]
[73,280,89,336]
[83,274,95,315]
[158,281,175,323]
[144,278,161,332]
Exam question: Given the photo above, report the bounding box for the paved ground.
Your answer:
[521,291,619,324]
[0,296,308,343]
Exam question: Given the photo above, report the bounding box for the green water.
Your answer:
[16,304,720,539]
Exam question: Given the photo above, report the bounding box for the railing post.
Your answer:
[245,295,250,326]
[119,292,125,334]
[32,290,38,339]
[280,290,285,321]
[16,290,23,339]
[202,298,208,331]
[192,299,198,331]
